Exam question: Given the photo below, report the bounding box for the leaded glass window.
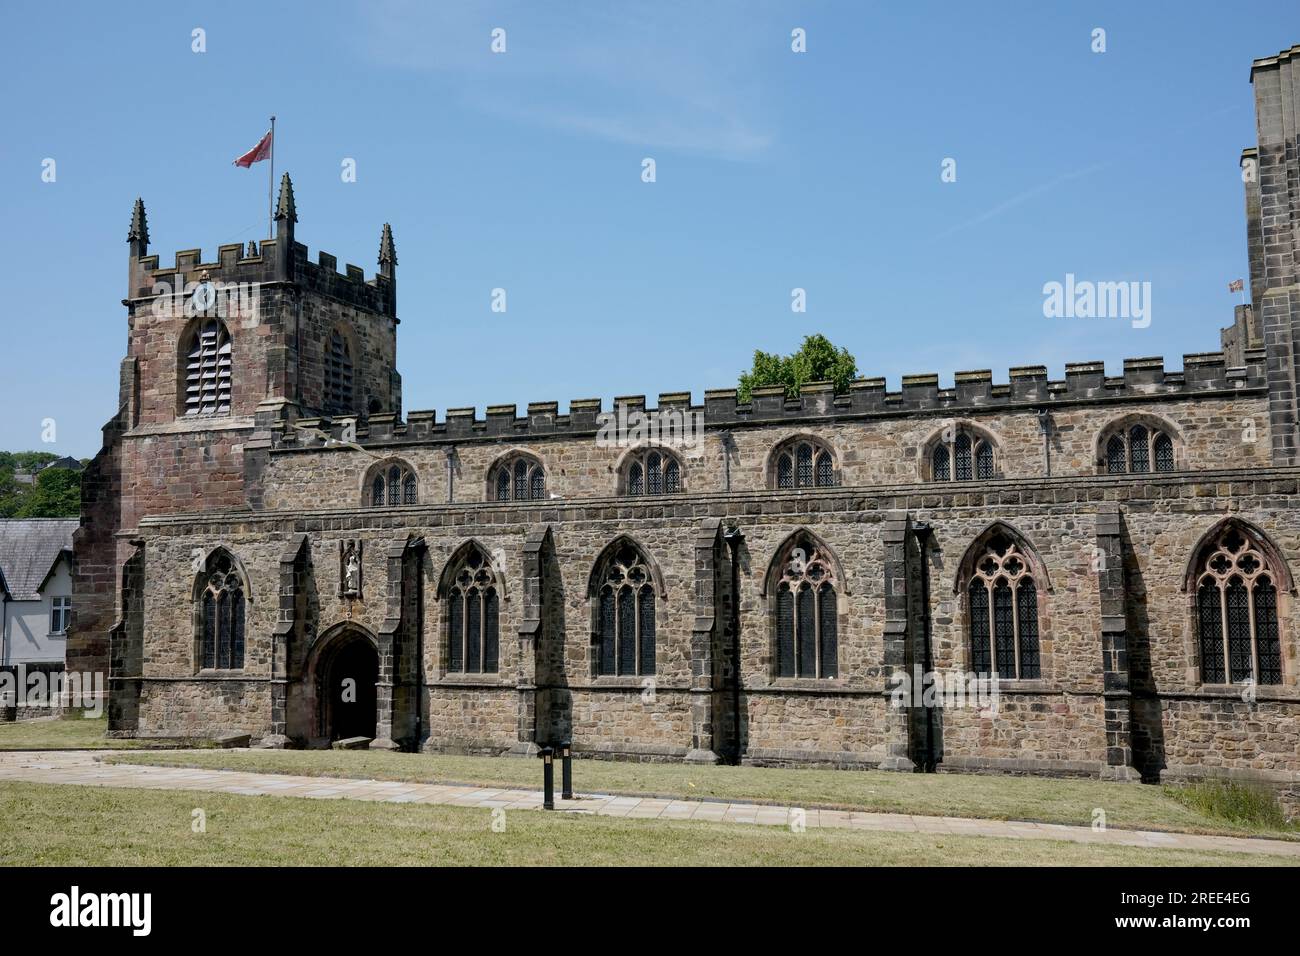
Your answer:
[1101,421,1176,474]
[445,546,501,674]
[594,542,656,676]
[966,533,1040,678]
[772,534,839,678]
[933,445,950,481]
[621,449,685,496]
[183,320,233,416]
[772,439,835,489]
[930,427,995,482]
[490,455,546,502]
[368,462,417,507]
[1192,525,1284,685]
[198,551,245,670]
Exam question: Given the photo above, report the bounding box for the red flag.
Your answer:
[232,129,272,168]
[1228,279,1244,293]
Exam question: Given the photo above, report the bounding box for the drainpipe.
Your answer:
[913,522,937,771]
[719,431,733,492]
[722,523,744,763]
[1037,409,1052,477]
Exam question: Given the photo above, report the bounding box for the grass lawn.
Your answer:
[0,716,178,751]
[106,748,1298,840]
[0,780,1288,866]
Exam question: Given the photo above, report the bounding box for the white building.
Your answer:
[0,519,77,667]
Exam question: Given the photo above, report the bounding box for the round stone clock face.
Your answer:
[192,281,216,312]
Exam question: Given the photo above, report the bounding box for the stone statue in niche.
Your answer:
[340,539,363,598]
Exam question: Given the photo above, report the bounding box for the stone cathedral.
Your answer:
[70,44,1300,806]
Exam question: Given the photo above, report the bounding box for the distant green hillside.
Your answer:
[0,452,85,518]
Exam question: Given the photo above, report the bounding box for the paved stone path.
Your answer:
[2,750,1298,859]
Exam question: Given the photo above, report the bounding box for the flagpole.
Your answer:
[267,116,276,239]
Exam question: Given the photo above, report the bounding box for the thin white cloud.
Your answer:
[356,0,774,159]
[935,163,1110,239]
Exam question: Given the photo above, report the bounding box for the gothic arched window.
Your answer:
[593,541,657,676]
[324,328,354,415]
[445,545,501,674]
[197,550,246,670]
[771,437,836,490]
[620,448,684,496]
[1100,418,1177,475]
[771,534,839,679]
[929,426,996,482]
[366,461,417,508]
[1192,525,1284,685]
[965,532,1040,679]
[183,319,233,416]
[489,453,546,502]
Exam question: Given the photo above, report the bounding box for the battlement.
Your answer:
[270,350,1267,451]
[127,176,396,317]
[131,240,393,314]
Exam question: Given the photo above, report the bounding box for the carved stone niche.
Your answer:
[339,539,363,599]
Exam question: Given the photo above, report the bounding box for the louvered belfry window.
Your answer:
[773,535,838,678]
[773,439,835,489]
[595,542,656,676]
[967,533,1040,679]
[184,320,232,415]
[1194,525,1283,685]
[325,329,354,415]
[931,427,995,482]
[622,448,684,496]
[446,546,500,674]
[199,551,245,670]
[1101,421,1176,475]
[490,454,546,502]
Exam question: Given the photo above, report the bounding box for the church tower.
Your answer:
[69,178,401,706]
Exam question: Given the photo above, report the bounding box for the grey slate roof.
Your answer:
[0,519,78,601]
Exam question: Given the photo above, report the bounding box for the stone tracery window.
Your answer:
[445,545,500,674]
[490,453,546,502]
[367,461,418,507]
[197,550,245,670]
[965,532,1040,679]
[772,437,836,490]
[183,319,233,416]
[594,541,656,676]
[772,534,839,678]
[621,447,683,496]
[1101,420,1176,475]
[324,328,354,416]
[930,426,995,482]
[1193,525,1283,685]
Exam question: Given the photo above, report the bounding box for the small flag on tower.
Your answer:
[1228,278,1244,293]
[233,129,273,168]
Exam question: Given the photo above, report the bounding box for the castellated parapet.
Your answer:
[274,350,1266,450]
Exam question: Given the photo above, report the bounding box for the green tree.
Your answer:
[14,467,82,518]
[737,334,858,402]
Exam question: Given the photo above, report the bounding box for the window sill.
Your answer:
[589,675,657,688]
[436,673,507,686]
[767,677,845,689]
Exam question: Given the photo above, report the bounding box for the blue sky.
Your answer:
[1,1,1296,457]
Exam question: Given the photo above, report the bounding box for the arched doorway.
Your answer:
[312,626,378,743]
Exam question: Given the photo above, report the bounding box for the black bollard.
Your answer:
[561,742,573,799]
[540,746,555,810]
